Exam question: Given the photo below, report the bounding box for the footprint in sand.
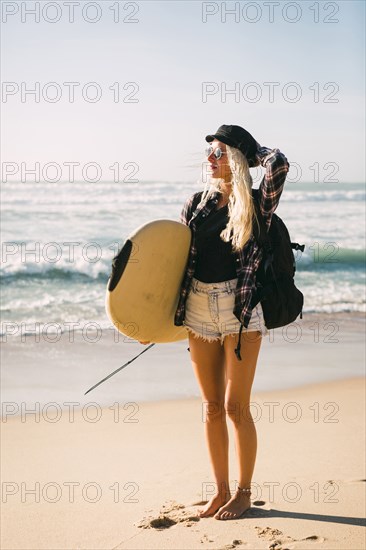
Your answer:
[136,515,177,530]
[255,526,286,540]
[301,535,325,543]
[255,526,295,549]
[136,500,200,530]
[200,533,215,544]
[255,526,325,549]
[220,540,245,550]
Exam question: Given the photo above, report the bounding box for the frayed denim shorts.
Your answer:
[183,277,268,343]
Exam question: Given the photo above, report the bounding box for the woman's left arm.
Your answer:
[255,146,290,226]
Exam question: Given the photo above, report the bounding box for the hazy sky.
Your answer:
[2,0,365,183]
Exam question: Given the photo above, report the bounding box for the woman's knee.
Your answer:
[224,399,252,424]
[202,400,226,423]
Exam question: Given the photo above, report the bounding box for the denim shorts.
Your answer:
[183,277,268,343]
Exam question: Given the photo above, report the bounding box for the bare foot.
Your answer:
[197,492,231,518]
[214,488,251,520]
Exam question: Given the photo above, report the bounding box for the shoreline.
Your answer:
[2,375,366,423]
[1,311,365,416]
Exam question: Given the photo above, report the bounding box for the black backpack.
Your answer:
[251,188,305,329]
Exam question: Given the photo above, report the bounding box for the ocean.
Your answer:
[1,180,365,337]
[1,179,365,410]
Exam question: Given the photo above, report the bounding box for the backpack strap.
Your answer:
[251,190,280,309]
[251,190,275,278]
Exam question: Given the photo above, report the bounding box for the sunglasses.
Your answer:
[205,145,227,160]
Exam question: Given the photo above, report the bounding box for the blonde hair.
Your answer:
[199,145,258,251]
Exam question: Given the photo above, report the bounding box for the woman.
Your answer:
[174,124,289,520]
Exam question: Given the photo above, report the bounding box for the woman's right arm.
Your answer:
[255,146,290,228]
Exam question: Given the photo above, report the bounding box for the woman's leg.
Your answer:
[188,333,231,517]
[214,330,262,520]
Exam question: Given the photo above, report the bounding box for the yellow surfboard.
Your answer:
[105,220,191,343]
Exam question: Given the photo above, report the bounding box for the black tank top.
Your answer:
[194,204,237,283]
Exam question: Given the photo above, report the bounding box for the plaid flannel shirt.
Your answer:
[174,147,290,329]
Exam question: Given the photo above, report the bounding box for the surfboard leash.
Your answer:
[84,343,155,395]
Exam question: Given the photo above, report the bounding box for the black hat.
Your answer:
[205,124,257,166]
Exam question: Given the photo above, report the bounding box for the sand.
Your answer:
[1,375,365,550]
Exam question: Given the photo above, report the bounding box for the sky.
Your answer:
[1,0,365,183]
